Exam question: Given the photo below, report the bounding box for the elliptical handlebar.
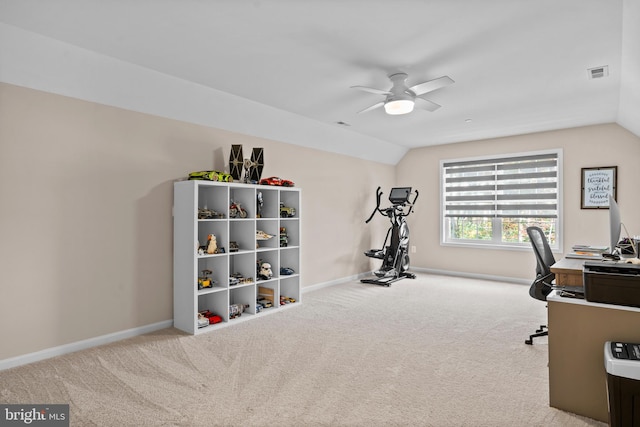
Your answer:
[365,187,419,223]
[365,186,383,224]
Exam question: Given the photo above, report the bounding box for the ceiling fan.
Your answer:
[351,73,454,115]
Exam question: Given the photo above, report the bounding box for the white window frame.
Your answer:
[440,149,563,251]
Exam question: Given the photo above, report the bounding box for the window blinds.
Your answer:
[443,152,558,219]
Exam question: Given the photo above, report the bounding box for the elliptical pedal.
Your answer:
[364,249,385,259]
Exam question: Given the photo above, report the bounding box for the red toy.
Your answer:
[259,176,294,187]
[198,310,223,324]
[208,315,222,324]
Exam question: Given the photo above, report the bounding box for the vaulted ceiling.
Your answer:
[1,0,638,164]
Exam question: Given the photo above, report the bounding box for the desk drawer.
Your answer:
[556,271,583,287]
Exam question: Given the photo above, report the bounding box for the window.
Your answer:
[441,150,561,250]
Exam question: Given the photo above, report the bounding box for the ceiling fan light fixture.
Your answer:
[384,99,414,115]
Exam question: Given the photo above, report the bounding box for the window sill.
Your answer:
[441,241,561,253]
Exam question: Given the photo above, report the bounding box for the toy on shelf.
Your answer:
[197,235,224,255]
[280,227,288,247]
[229,275,239,286]
[259,176,294,187]
[256,230,273,240]
[198,207,224,219]
[280,203,296,218]
[229,304,250,319]
[229,145,244,181]
[229,273,252,286]
[257,192,263,218]
[207,234,218,254]
[230,272,253,285]
[188,170,233,182]
[229,241,239,252]
[280,266,295,275]
[246,148,264,183]
[257,261,273,280]
[197,269,215,290]
[256,230,274,249]
[229,200,248,218]
[198,310,222,327]
[197,313,209,328]
[280,296,296,305]
[257,298,273,309]
[258,286,275,308]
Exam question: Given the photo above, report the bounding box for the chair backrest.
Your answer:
[526,226,556,301]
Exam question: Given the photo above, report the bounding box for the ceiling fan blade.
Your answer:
[409,76,454,96]
[357,101,385,114]
[415,97,442,112]
[351,86,392,96]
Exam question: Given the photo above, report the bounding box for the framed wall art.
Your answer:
[581,166,617,209]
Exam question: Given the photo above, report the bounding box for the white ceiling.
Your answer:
[1,0,638,164]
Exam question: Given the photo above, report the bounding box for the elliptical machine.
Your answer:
[361,187,419,286]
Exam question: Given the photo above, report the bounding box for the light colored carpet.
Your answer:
[0,273,606,426]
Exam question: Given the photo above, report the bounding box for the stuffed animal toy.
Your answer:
[207,234,218,254]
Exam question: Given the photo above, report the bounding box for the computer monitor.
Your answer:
[609,194,621,255]
[389,187,412,205]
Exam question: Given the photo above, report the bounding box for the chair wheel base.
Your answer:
[525,326,548,345]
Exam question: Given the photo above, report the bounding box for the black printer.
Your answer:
[583,261,640,308]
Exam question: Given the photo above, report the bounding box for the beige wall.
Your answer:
[3,81,639,362]
[0,83,394,360]
[397,124,640,280]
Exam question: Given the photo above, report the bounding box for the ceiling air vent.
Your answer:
[588,65,609,79]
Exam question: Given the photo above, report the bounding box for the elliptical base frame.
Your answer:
[360,271,416,287]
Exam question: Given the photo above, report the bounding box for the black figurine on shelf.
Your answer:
[229,144,244,181]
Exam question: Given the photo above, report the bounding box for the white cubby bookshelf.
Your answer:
[173,180,301,334]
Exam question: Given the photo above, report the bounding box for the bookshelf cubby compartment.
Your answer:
[173,180,301,334]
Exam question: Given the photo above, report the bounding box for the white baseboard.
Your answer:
[302,272,372,293]
[0,320,173,371]
[410,267,530,285]
[303,269,529,295]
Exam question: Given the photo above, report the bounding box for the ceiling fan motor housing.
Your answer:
[387,73,415,102]
[384,73,415,114]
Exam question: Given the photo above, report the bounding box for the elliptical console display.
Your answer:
[361,186,419,286]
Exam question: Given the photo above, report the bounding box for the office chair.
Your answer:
[525,226,556,345]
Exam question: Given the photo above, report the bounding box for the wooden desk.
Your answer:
[551,257,586,286]
[547,291,640,422]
